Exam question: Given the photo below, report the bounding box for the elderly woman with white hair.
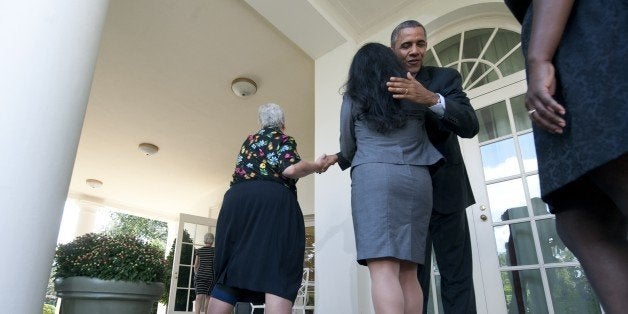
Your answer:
[193,232,215,314]
[207,103,334,314]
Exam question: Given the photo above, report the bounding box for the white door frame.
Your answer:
[168,213,217,313]
[463,73,528,313]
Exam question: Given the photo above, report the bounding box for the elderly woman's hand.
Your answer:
[316,154,339,173]
[324,154,339,171]
[283,154,336,178]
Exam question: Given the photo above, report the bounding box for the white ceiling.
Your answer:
[68,0,413,221]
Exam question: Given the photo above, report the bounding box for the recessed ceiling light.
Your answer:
[138,143,159,156]
[231,77,257,97]
[86,179,103,188]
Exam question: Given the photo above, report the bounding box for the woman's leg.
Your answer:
[552,158,628,314]
[588,154,628,215]
[205,297,233,314]
[205,295,211,314]
[368,258,403,314]
[206,285,236,314]
[399,260,422,314]
[555,206,627,313]
[194,294,206,314]
[264,293,293,314]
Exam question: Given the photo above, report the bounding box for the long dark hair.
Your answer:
[345,42,407,133]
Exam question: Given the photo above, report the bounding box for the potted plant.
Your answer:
[53,232,167,314]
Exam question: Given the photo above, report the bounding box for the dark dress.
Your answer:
[516,0,628,203]
[194,246,215,295]
[213,127,305,303]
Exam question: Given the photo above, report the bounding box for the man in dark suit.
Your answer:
[387,20,479,313]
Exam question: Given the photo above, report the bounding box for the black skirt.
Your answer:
[213,180,305,302]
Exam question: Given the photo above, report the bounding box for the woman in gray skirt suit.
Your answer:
[339,43,443,313]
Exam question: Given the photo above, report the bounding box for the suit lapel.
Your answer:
[416,66,432,88]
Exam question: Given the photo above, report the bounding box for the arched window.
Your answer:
[424,28,524,90]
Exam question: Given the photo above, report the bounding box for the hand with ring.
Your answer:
[524,60,567,134]
[387,72,435,106]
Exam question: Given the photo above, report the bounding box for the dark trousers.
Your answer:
[419,209,476,314]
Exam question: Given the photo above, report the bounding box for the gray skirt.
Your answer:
[351,163,432,265]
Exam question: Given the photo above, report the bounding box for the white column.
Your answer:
[74,202,101,237]
[314,41,374,313]
[0,1,110,313]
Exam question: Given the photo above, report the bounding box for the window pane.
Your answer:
[495,222,538,266]
[481,138,519,181]
[526,175,549,215]
[183,222,196,244]
[477,101,510,142]
[434,34,461,67]
[519,132,538,173]
[188,290,195,311]
[487,178,528,222]
[511,94,531,132]
[498,47,525,77]
[305,226,315,279]
[462,61,499,89]
[536,219,577,263]
[501,269,548,314]
[547,267,601,314]
[423,49,437,67]
[493,29,526,77]
[459,61,476,83]
[180,242,194,265]
[485,29,521,64]
[175,288,188,311]
[463,28,493,59]
[177,265,191,288]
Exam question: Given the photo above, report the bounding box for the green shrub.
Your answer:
[53,233,167,283]
[43,304,55,314]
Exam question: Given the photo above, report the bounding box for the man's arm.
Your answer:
[387,69,478,139]
[433,69,479,139]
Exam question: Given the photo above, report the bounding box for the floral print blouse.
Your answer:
[231,127,302,194]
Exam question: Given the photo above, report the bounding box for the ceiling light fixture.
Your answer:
[231,77,257,97]
[138,143,159,156]
[86,179,103,188]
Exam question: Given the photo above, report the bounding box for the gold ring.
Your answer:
[528,109,536,115]
[404,88,408,95]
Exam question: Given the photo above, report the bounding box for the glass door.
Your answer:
[168,213,217,313]
[461,82,602,313]
[422,22,603,313]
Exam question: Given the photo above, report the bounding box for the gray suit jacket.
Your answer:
[419,66,479,214]
[339,94,443,170]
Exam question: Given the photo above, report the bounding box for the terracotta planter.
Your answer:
[54,276,164,314]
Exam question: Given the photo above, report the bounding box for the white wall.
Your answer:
[315,41,372,314]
